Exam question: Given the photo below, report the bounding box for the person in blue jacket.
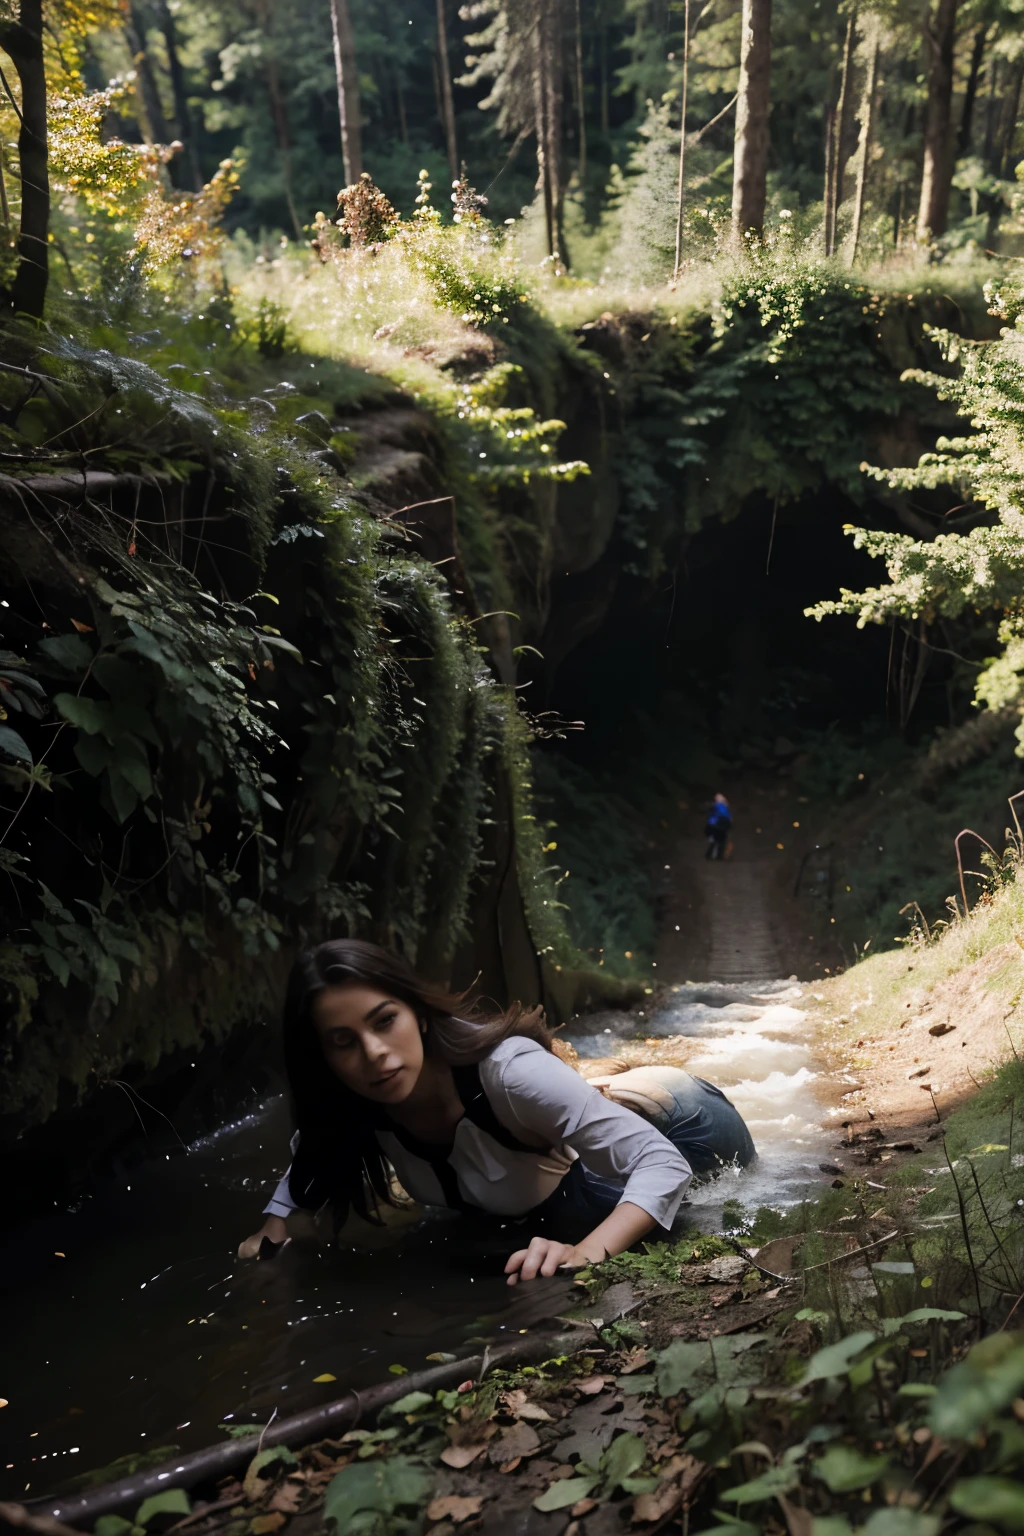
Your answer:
[705,793,732,860]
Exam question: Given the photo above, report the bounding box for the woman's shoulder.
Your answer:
[481,1034,548,1071]
[478,1034,586,1104]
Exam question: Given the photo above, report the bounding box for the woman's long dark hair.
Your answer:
[284,939,552,1223]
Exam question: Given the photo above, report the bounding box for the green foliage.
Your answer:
[0,304,541,1119]
[928,1334,1024,1440]
[808,284,1024,759]
[531,1431,655,1512]
[134,1490,191,1525]
[322,1454,433,1535]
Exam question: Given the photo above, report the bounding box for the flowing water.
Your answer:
[0,976,836,1502]
[1,829,842,1501]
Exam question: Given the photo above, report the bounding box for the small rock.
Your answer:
[706,1255,748,1283]
[819,1162,844,1175]
[928,1022,955,1037]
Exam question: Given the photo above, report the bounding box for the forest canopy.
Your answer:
[4,0,1024,300]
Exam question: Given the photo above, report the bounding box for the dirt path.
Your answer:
[653,777,842,985]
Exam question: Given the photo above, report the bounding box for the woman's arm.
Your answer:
[504,1201,656,1285]
[237,1212,289,1259]
[238,1151,298,1258]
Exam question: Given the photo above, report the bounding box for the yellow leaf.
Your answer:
[251,1514,285,1534]
[312,1373,336,1383]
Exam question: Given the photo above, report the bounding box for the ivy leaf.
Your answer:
[107,771,140,825]
[135,1490,190,1525]
[38,632,95,673]
[929,1335,1024,1439]
[94,1517,135,1536]
[323,1456,433,1530]
[0,724,32,763]
[949,1476,1024,1529]
[861,1510,940,1536]
[115,739,154,799]
[813,1445,890,1492]
[881,1309,965,1335]
[532,1475,600,1512]
[384,1391,433,1417]
[797,1331,877,1387]
[54,693,110,736]
[720,1464,800,1505]
[601,1432,647,1489]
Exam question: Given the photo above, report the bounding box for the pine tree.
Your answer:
[731,0,772,241]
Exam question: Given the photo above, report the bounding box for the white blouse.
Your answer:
[264,1036,692,1229]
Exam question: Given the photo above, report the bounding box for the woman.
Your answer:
[239,940,755,1284]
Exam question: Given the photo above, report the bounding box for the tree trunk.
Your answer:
[823,98,835,244]
[673,0,690,275]
[264,62,303,238]
[916,0,959,243]
[826,11,856,256]
[125,3,172,145]
[599,19,609,133]
[731,0,772,242]
[892,180,903,246]
[574,0,587,179]
[849,18,879,262]
[983,56,1000,166]
[436,0,458,178]
[533,0,565,263]
[157,0,202,190]
[958,24,987,155]
[0,0,49,318]
[1000,59,1024,177]
[330,0,362,185]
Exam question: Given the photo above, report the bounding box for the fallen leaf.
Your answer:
[250,1515,285,1534]
[456,1380,474,1394]
[488,1422,541,1465]
[499,1457,522,1474]
[425,1494,484,1524]
[70,620,94,634]
[0,1400,8,1409]
[518,1403,554,1422]
[439,1442,487,1469]
[54,1252,66,1259]
[575,1376,611,1396]
[268,1483,303,1515]
[312,1373,336,1383]
[778,1495,813,1536]
[425,1352,458,1364]
[632,1481,681,1524]
[571,1496,599,1517]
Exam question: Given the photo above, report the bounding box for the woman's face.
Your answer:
[311,982,425,1104]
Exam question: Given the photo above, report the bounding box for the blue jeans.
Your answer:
[528,1067,755,1240]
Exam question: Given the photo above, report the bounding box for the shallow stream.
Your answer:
[0,980,836,1501]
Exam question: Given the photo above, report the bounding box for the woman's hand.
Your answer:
[237,1214,289,1259]
[504,1236,583,1286]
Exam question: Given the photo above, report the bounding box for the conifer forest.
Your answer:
[8,0,1024,1531]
